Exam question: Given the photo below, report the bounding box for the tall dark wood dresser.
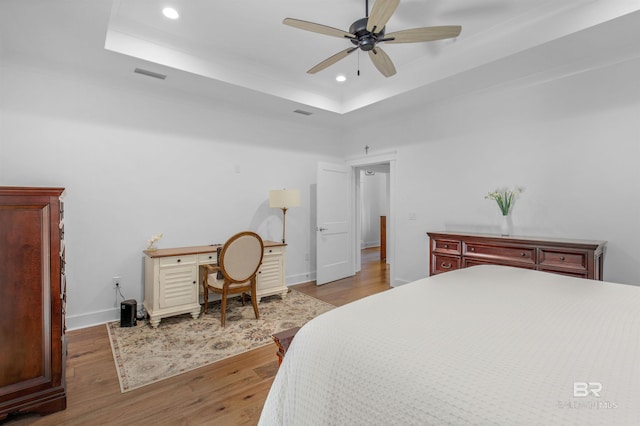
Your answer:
[0,187,67,419]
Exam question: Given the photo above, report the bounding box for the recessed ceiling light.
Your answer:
[162,7,179,20]
[336,74,347,83]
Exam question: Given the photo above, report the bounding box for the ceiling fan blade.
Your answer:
[283,18,355,39]
[384,26,462,43]
[368,47,396,78]
[366,0,400,33]
[308,47,358,74]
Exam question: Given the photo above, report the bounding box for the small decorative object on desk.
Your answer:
[147,233,163,250]
[485,187,524,236]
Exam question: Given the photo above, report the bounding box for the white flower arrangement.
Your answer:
[147,233,163,250]
[485,187,524,216]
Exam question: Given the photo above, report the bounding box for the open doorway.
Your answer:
[356,164,390,272]
[347,152,396,286]
[316,153,396,287]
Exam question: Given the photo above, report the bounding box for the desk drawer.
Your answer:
[198,252,218,264]
[264,245,285,256]
[464,243,535,265]
[159,255,197,267]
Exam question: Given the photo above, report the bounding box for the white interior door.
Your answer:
[316,161,353,285]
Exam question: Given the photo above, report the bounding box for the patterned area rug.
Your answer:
[106,290,333,393]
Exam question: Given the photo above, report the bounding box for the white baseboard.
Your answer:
[360,242,381,249]
[68,271,318,330]
[393,277,413,287]
[66,307,120,331]
[287,272,315,286]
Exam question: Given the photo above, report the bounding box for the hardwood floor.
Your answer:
[3,248,389,426]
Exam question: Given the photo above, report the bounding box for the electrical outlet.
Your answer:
[112,276,121,289]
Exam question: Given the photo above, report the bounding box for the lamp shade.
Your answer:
[269,189,301,208]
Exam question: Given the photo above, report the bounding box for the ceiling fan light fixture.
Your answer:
[336,74,347,82]
[283,0,461,78]
[162,7,180,20]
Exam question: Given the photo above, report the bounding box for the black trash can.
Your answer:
[120,299,137,327]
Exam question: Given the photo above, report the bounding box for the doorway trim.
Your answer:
[346,150,397,287]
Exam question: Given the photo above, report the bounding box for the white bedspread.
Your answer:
[259,265,640,425]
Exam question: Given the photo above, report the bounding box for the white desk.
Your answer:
[143,241,287,328]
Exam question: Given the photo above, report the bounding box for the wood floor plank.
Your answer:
[3,248,389,426]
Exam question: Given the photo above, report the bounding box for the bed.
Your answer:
[258,265,640,425]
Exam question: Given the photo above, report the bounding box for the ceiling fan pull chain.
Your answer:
[357,50,361,76]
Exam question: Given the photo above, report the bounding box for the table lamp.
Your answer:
[269,189,300,243]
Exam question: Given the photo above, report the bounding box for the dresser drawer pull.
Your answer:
[441,262,452,269]
[444,244,449,249]
[520,252,526,257]
[560,256,565,261]
[470,247,475,252]
[193,281,196,284]
[177,259,181,263]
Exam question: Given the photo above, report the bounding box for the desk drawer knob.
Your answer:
[177,259,181,263]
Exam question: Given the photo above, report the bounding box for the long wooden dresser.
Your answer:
[0,187,67,419]
[428,231,606,280]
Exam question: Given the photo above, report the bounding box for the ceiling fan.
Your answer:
[283,0,461,78]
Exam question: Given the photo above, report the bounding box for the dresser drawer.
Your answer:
[464,258,536,270]
[159,255,197,267]
[541,268,588,279]
[432,254,461,274]
[464,243,535,265]
[432,238,461,255]
[538,249,587,272]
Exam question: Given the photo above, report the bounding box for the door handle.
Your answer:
[318,227,328,231]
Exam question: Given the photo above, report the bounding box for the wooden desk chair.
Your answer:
[202,231,264,327]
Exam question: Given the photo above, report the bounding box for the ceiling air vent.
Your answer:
[134,68,167,80]
[293,109,312,116]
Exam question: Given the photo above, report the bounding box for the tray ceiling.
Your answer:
[105,0,640,114]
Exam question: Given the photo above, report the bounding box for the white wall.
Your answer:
[2,49,639,331]
[344,57,640,286]
[0,65,341,329]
